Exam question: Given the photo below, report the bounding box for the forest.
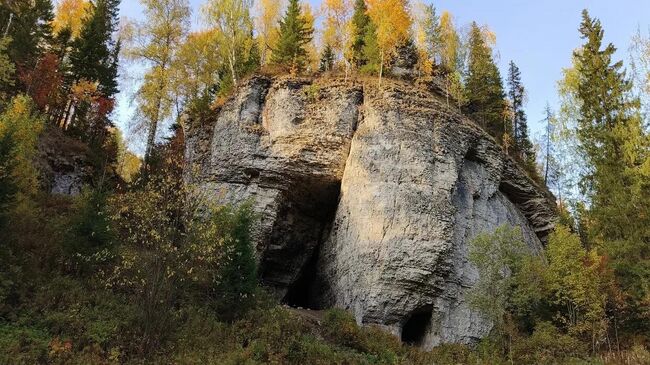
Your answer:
[0,0,648,364]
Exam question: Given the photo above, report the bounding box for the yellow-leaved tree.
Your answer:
[321,0,352,74]
[52,0,92,39]
[171,29,223,114]
[301,2,318,72]
[204,0,255,88]
[366,0,411,86]
[438,11,465,109]
[255,0,284,65]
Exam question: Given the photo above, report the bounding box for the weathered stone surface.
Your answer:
[37,127,93,196]
[185,75,556,348]
[185,76,364,297]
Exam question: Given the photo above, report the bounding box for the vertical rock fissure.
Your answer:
[279,84,366,309]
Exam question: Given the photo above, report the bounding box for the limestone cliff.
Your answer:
[184,75,556,349]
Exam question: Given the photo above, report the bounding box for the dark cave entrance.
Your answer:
[401,307,433,346]
[259,176,341,310]
[283,243,322,309]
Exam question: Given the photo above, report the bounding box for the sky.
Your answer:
[115,0,650,149]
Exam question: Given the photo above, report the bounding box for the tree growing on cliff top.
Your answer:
[366,0,411,86]
[507,61,536,173]
[204,0,255,88]
[255,0,283,65]
[271,0,313,73]
[322,0,351,69]
[349,0,371,68]
[412,1,440,76]
[463,22,507,142]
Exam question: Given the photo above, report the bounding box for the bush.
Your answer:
[512,322,587,364]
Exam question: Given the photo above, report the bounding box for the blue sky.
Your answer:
[116,0,650,147]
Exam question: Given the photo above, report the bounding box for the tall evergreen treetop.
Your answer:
[574,9,649,335]
[463,22,507,141]
[575,9,637,171]
[507,61,534,165]
[70,0,121,97]
[350,0,371,67]
[271,0,313,73]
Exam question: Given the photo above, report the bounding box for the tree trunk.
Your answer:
[379,51,384,88]
[229,36,238,87]
[4,13,13,37]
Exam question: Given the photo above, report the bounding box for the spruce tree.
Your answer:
[463,22,507,142]
[574,10,650,334]
[0,0,53,69]
[350,0,371,67]
[70,0,121,98]
[506,61,535,165]
[271,0,313,73]
[319,43,334,72]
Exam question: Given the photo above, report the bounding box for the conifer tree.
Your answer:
[271,0,313,73]
[0,0,53,69]
[507,61,535,165]
[319,43,335,72]
[70,0,121,98]
[463,22,507,141]
[573,10,650,334]
[350,0,371,67]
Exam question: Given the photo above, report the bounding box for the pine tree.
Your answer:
[463,22,507,142]
[319,43,335,72]
[507,61,535,165]
[271,0,313,73]
[574,10,650,335]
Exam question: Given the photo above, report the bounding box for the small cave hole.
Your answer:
[401,307,433,346]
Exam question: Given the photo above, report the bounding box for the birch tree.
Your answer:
[204,0,254,88]
[123,0,190,169]
[366,0,411,86]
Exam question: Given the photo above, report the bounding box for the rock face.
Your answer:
[185,75,556,349]
[37,127,94,196]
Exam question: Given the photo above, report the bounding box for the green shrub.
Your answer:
[512,322,587,364]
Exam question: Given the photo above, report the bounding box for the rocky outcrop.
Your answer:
[37,127,93,196]
[185,75,556,349]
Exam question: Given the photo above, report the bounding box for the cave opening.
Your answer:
[260,176,341,310]
[282,243,323,309]
[401,307,433,346]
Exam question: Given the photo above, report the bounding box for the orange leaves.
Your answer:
[48,337,73,360]
[71,79,99,103]
[18,53,63,110]
[71,80,115,118]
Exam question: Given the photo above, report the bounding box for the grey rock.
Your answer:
[36,127,93,196]
[185,75,556,348]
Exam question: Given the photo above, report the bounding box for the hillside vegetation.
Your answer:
[0,0,648,364]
